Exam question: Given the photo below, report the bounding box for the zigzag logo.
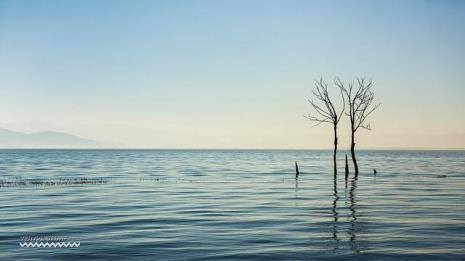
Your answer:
[19,241,80,248]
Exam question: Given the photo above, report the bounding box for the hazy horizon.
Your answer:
[0,126,464,150]
[1,0,464,149]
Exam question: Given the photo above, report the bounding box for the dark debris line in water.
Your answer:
[0,177,110,187]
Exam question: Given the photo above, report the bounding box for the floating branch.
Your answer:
[295,162,300,178]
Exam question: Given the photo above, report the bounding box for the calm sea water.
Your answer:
[0,149,464,260]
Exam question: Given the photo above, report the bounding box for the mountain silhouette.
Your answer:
[0,128,101,148]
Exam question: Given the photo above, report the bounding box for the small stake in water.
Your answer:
[295,162,299,178]
[373,169,377,175]
[345,154,349,179]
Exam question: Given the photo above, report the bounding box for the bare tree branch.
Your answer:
[305,77,345,127]
[305,77,346,176]
[340,77,380,175]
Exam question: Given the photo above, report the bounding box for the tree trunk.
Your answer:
[350,130,359,176]
[333,125,338,178]
[345,154,349,179]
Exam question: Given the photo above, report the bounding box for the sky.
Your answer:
[0,0,464,149]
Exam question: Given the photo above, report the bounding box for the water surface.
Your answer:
[0,149,464,260]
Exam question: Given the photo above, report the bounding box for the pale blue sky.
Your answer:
[0,0,464,148]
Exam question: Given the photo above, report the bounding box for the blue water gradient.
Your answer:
[0,149,464,260]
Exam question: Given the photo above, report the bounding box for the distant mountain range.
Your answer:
[0,128,102,148]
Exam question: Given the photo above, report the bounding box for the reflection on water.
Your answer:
[295,176,299,192]
[349,177,359,253]
[332,178,340,251]
[331,176,361,253]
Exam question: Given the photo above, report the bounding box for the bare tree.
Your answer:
[339,77,380,176]
[306,78,345,176]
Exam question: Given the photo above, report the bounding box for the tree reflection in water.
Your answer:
[349,177,360,253]
[332,178,340,251]
[331,176,360,253]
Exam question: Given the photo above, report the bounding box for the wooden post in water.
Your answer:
[345,154,349,180]
[295,162,299,178]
